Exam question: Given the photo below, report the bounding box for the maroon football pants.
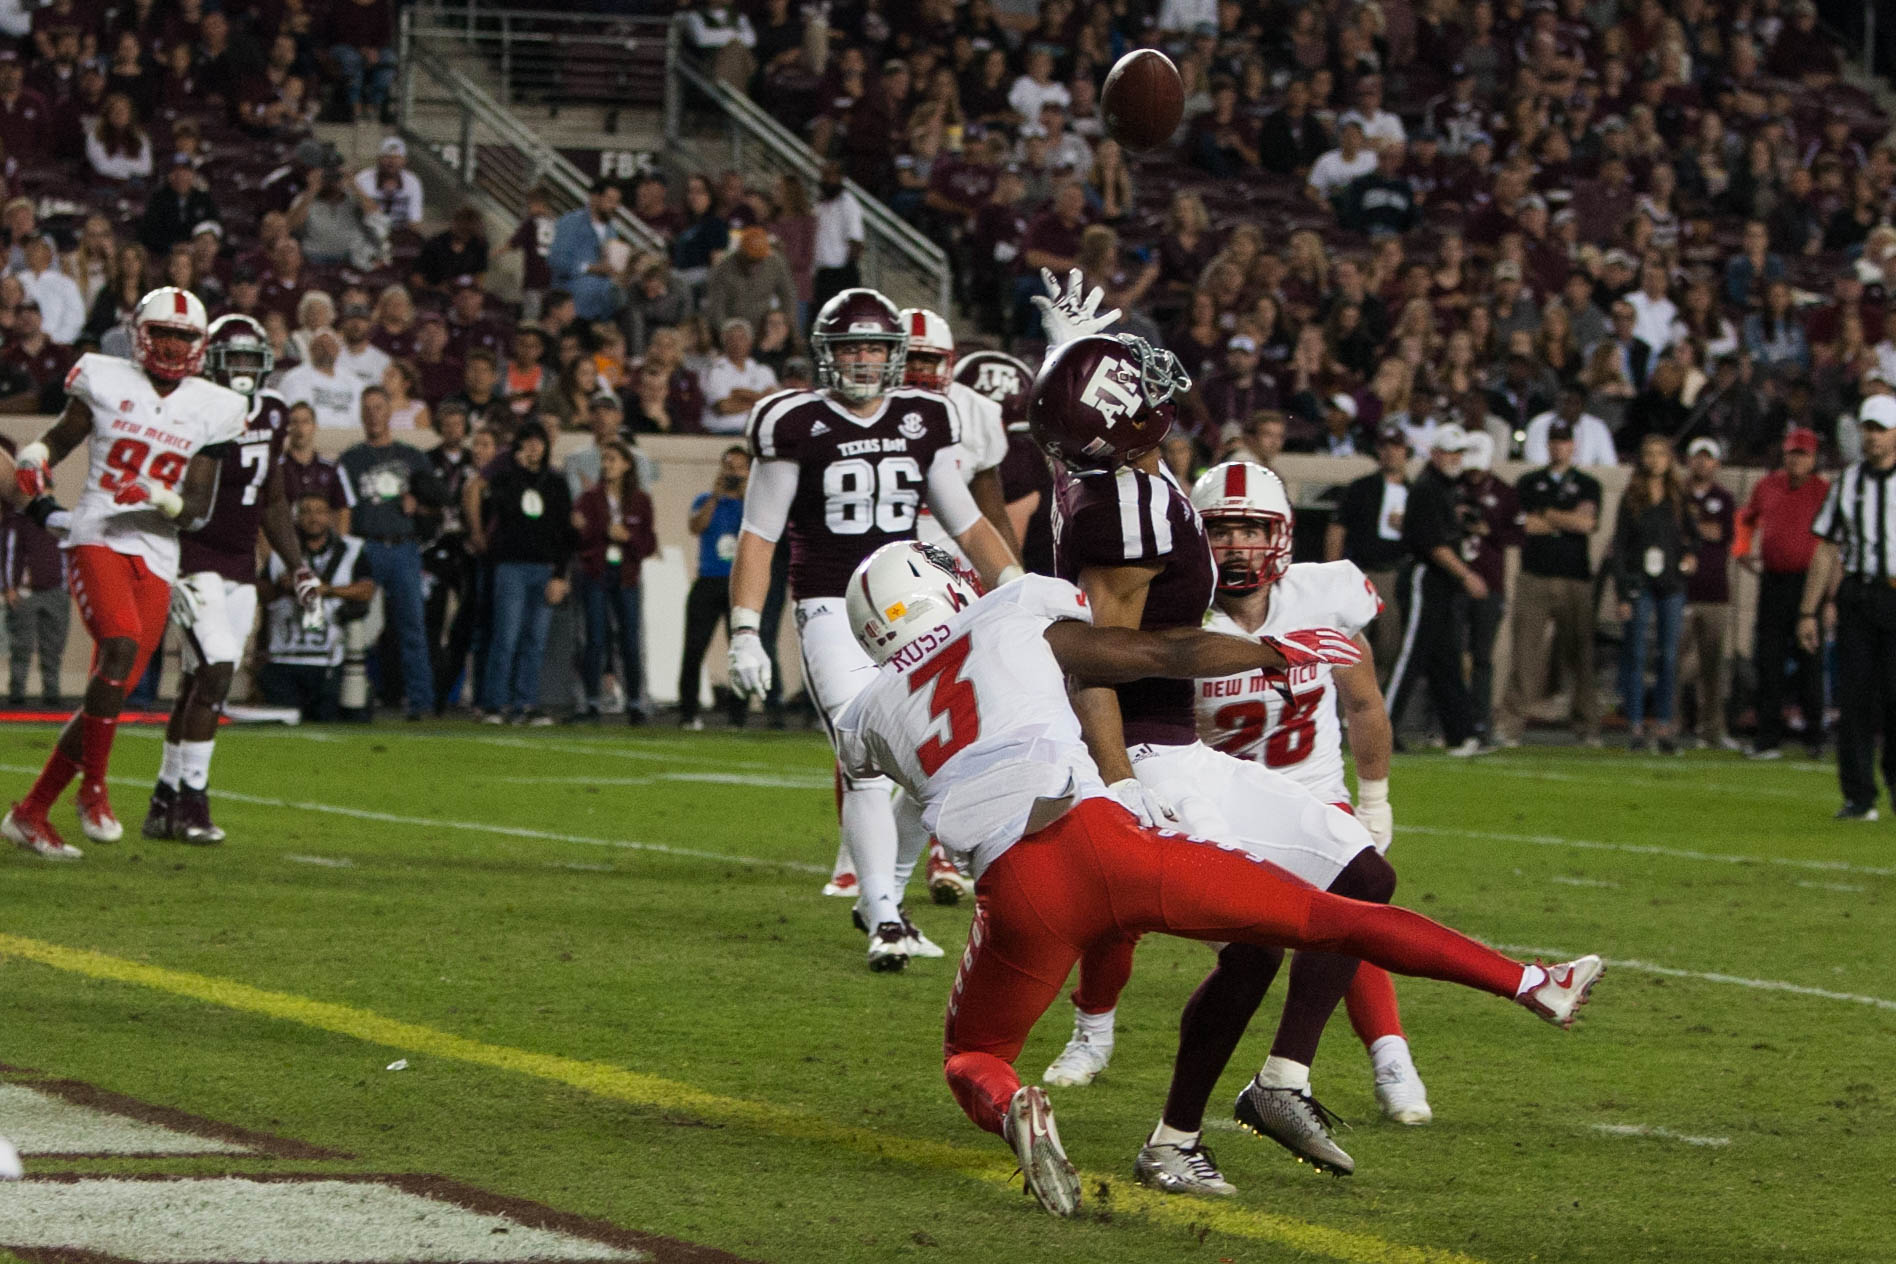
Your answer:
[942,798,1525,1136]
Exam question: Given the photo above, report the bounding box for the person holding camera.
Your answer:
[261,493,376,722]
[287,150,382,270]
[677,446,751,729]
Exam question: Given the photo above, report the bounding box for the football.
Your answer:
[1101,49,1184,152]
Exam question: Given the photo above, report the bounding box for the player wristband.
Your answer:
[731,606,762,636]
[996,564,1024,586]
[149,486,184,519]
[17,441,48,468]
[1357,777,1389,808]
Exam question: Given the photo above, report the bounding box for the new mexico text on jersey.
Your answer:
[63,353,248,583]
[1195,560,1382,804]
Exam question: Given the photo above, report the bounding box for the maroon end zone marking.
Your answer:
[18,1078,347,1159]
[4,1172,765,1264]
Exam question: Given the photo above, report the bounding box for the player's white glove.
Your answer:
[1356,777,1393,854]
[1263,627,1364,669]
[168,576,205,629]
[727,606,772,698]
[293,565,326,633]
[13,440,50,499]
[1108,776,1177,829]
[1033,267,1122,346]
[114,477,184,518]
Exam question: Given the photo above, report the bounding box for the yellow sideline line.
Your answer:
[0,932,1483,1264]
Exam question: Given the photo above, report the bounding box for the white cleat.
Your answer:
[77,785,123,843]
[899,911,945,959]
[866,921,909,973]
[3,808,82,860]
[1134,1140,1238,1197]
[1042,1027,1113,1087]
[1520,955,1606,1028]
[1004,1086,1081,1217]
[822,871,859,898]
[1373,1057,1433,1125]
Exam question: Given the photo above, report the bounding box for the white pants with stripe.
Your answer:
[177,574,261,672]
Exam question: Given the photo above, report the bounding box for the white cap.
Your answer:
[1462,428,1495,470]
[1687,436,1722,460]
[1861,395,1896,430]
[379,136,407,157]
[1431,422,1471,452]
[1328,392,1358,418]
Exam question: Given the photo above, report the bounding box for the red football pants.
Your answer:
[69,545,171,684]
[941,798,1524,1136]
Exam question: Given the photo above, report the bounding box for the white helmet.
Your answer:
[846,541,979,667]
[1190,461,1294,593]
[133,286,210,382]
[898,307,955,390]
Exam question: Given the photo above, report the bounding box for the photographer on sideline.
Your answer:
[677,446,751,729]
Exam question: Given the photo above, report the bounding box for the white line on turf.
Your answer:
[283,854,354,868]
[1547,876,1620,888]
[1492,942,1896,1012]
[1408,825,1896,878]
[1472,766,1812,800]
[1589,1123,1731,1147]
[1796,880,1868,893]
[496,772,835,791]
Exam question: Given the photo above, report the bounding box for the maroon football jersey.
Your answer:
[748,387,961,599]
[179,390,293,583]
[1053,463,1215,745]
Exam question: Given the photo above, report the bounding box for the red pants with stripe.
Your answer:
[941,798,1523,1135]
[69,545,171,684]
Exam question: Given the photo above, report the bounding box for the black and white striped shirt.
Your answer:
[1812,459,1896,581]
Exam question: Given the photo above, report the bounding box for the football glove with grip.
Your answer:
[293,566,326,632]
[114,478,184,518]
[1356,777,1393,853]
[1263,628,1364,669]
[1033,268,1122,346]
[727,606,771,698]
[1108,777,1177,829]
[13,441,50,500]
[168,576,205,629]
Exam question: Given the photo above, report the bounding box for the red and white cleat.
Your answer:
[1519,956,1606,1029]
[822,871,858,898]
[76,782,123,844]
[4,806,82,859]
[1003,1086,1081,1217]
[926,841,974,905]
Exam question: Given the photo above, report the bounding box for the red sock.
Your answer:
[79,713,118,794]
[20,748,80,817]
[1303,896,1524,999]
[1345,964,1406,1046]
[945,1051,1019,1136]
[1072,934,1137,1014]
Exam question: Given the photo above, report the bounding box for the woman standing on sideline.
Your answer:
[571,442,658,724]
[477,421,575,725]
[1612,435,1700,753]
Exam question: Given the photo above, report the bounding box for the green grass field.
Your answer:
[2,722,1892,1263]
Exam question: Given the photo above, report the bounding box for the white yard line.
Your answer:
[1407,824,1896,878]
[283,854,355,869]
[1588,1123,1731,1147]
[1492,942,1896,1012]
[1547,876,1620,888]
[496,772,835,791]
[1796,880,1868,893]
[1472,765,1812,800]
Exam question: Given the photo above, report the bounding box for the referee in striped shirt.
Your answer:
[1801,395,1896,820]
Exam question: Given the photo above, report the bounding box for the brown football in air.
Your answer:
[1101,49,1184,153]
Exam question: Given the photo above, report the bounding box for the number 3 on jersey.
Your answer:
[100,437,187,493]
[908,633,979,774]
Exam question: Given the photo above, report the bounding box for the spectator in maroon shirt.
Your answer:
[445,281,507,361]
[4,482,70,707]
[1021,178,1089,278]
[369,286,419,362]
[502,187,555,309]
[413,204,491,294]
[1189,75,1261,178]
[1194,333,1281,452]
[0,299,73,410]
[328,0,397,122]
[412,313,465,405]
[27,29,82,111]
[1767,0,1841,85]
[278,402,355,536]
[629,176,681,242]
[924,131,1005,228]
[0,54,52,165]
[259,237,308,321]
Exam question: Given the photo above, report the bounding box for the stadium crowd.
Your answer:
[0,0,1879,746]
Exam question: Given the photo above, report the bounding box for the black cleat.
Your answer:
[174,787,227,845]
[141,783,177,840]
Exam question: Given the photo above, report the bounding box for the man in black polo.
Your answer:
[1496,420,1603,746]
[1325,424,1411,687]
[1801,396,1896,820]
[1389,424,1488,756]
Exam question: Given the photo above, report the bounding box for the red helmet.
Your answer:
[953,350,1035,430]
[203,314,274,396]
[811,288,907,403]
[1190,461,1294,592]
[1028,334,1191,469]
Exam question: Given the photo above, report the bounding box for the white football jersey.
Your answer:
[833,574,1112,876]
[62,353,249,583]
[1194,561,1382,805]
[915,380,1008,555]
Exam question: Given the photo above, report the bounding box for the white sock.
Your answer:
[841,783,901,929]
[1148,1120,1200,1149]
[830,839,853,881]
[1257,1055,1311,1092]
[1074,1005,1115,1042]
[157,741,184,789]
[179,740,215,792]
[1369,1035,1411,1074]
[891,789,928,894]
[1515,964,1548,997]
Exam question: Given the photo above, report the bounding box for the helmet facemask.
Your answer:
[1207,514,1292,595]
[819,334,907,403]
[207,341,273,396]
[138,322,206,382]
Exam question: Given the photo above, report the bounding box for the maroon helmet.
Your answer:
[1028,334,1191,469]
[202,313,274,396]
[810,288,907,404]
[953,350,1035,431]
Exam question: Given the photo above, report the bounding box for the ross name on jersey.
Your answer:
[1201,662,1321,697]
[838,436,909,457]
[108,414,196,452]
[886,621,956,672]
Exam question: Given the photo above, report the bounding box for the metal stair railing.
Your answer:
[397,10,667,257]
